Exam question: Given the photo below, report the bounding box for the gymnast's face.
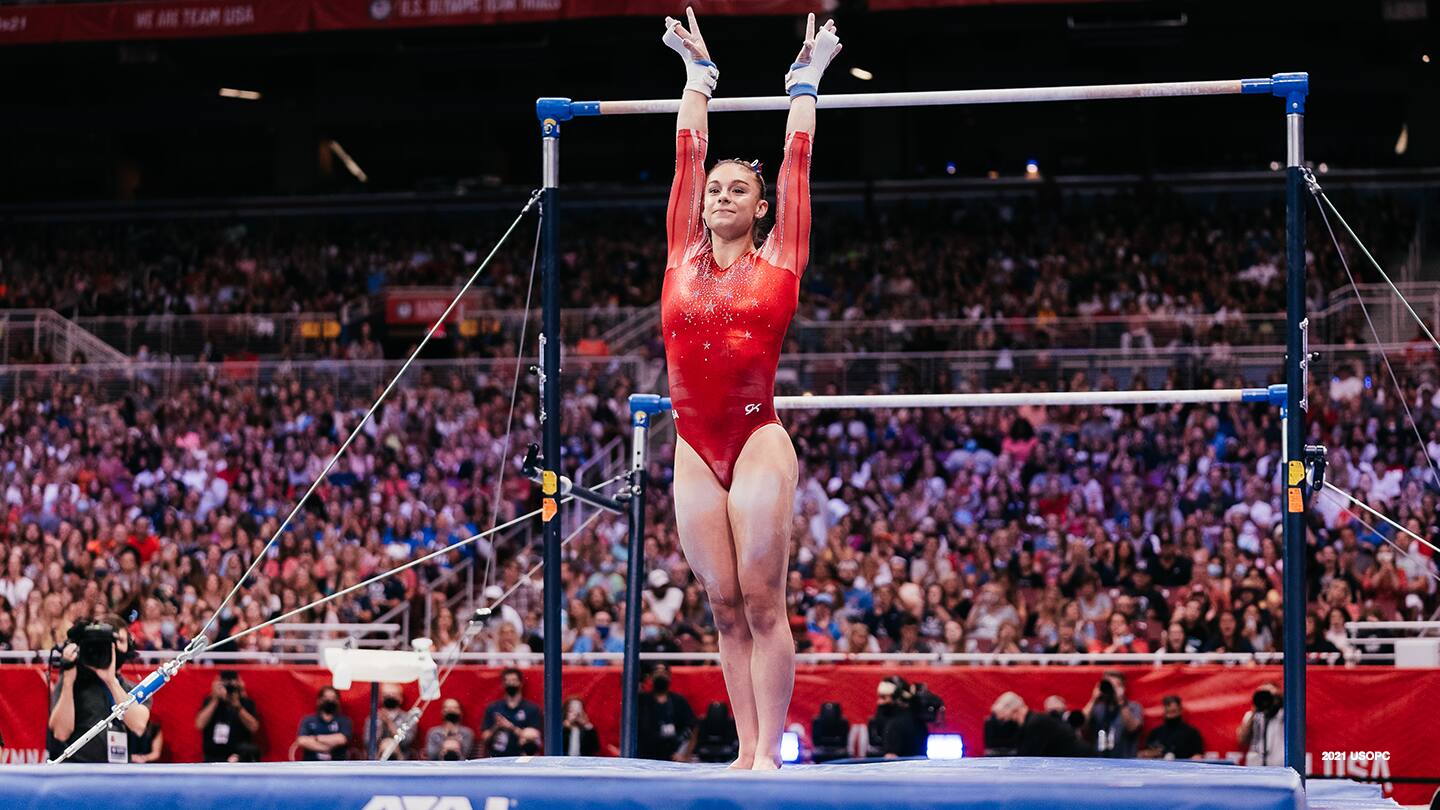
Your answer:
[704,163,768,244]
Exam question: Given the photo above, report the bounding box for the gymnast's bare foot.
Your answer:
[728,753,755,769]
[750,754,781,771]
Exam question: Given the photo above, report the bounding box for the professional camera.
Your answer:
[909,682,945,725]
[1252,688,1280,717]
[64,620,118,670]
[1097,677,1117,702]
[883,676,946,725]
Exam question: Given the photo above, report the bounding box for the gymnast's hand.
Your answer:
[785,13,842,98]
[664,7,710,64]
[663,7,718,98]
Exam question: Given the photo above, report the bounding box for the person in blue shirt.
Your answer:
[571,610,626,664]
[296,686,352,761]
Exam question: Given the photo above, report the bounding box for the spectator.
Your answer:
[368,683,417,760]
[0,553,34,609]
[1204,611,1255,655]
[481,668,542,757]
[838,620,881,655]
[571,610,625,660]
[1094,612,1150,654]
[636,665,696,762]
[642,569,684,625]
[1083,671,1143,758]
[806,594,842,650]
[425,698,476,761]
[1323,608,1357,662]
[1141,696,1204,760]
[966,584,1020,651]
[560,696,600,757]
[296,686,352,761]
[196,671,262,763]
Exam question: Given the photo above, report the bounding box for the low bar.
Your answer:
[773,385,1285,411]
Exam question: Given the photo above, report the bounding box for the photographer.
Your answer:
[424,698,476,761]
[865,677,932,759]
[47,617,152,764]
[368,683,417,760]
[1083,671,1143,758]
[196,670,261,762]
[989,692,1089,758]
[1237,683,1283,766]
[561,696,601,757]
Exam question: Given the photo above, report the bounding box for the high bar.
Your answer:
[773,386,1287,410]
[537,73,1307,121]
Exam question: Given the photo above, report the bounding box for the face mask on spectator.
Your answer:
[444,711,462,724]
[642,625,659,641]
[597,626,611,640]
[383,697,401,710]
[319,699,338,715]
[504,684,521,697]
[520,740,540,756]
[160,620,177,638]
[1207,563,1223,578]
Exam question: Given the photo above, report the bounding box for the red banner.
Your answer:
[383,288,485,326]
[312,0,818,32]
[868,0,1105,7]
[2,664,1436,803]
[0,5,67,45]
[0,0,820,45]
[0,0,307,44]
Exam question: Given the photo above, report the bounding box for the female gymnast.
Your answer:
[659,8,841,769]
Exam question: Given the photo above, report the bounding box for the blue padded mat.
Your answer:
[0,756,1393,810]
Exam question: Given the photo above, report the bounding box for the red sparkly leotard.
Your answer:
[661,128,812,490]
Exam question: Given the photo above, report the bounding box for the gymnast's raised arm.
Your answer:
[663,7,715,267]
[763,14,841,276]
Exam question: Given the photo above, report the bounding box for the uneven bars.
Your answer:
[536,73,1307,120]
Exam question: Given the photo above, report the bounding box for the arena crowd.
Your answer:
[2,189,1436,765]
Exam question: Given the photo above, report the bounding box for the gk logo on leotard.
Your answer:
[744,403,761,415]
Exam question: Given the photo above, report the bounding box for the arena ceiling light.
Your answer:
[218,87,261,101]
[849,67,873,81]
[328,139,369,183]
